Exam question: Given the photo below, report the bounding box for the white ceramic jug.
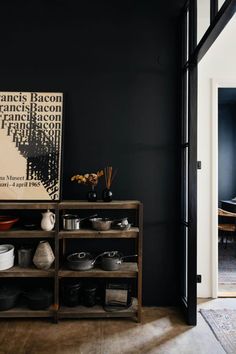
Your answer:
[41,210,55,231]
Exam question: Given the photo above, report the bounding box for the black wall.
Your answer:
[0,1,184,305]
[218,90,236,202]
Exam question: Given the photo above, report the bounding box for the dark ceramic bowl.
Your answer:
[23,223,37,230]
[0,216,19,231]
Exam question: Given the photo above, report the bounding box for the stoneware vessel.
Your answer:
[33,241,55,270]
[102,188,113,202]
[41,209,55,231]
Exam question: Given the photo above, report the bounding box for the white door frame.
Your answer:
[211,79,236,298]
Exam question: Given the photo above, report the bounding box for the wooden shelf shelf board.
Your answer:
[59,200,141,210]
[0,230,55,238]
[59,262,138,278]
[59,227,139,239]
[0,202,58,210]
[0,305,55,318]
[59,298,137,319]
[0,266,55,277]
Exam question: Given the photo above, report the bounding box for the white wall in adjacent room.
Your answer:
[198,14,236,297]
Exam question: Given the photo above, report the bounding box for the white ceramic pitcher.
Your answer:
[41,210,55,231]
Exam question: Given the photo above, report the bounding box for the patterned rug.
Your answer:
[200,309,236,354]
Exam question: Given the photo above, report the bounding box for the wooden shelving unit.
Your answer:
[59,200,143,322]
[0,200,143,322]
[0,202,58,321]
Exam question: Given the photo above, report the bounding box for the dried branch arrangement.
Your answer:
[104,166,117,189]
[71,170,104,186]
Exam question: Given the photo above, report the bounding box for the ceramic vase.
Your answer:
[33,241,55,270]
[102,188,113,202]
[87,185,97,202]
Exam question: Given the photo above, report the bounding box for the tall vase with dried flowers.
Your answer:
[71,170,103,202]
[102,166,117,202]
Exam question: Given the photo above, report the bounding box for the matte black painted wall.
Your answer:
[218,102,236,201]
[0,1,184,305]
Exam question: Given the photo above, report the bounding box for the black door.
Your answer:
[179,0,236,326]
[180,2,197,326]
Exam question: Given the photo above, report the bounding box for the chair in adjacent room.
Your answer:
[218,208,236,248]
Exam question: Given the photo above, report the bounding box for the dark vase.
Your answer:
[87,186,97,202]
[102,188,113,202]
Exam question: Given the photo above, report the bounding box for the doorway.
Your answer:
[218,87,236,297]
[211,81,236,299]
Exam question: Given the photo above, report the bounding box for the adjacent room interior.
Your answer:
[218,88,236,297]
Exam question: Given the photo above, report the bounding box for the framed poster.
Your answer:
[0,91,63,200]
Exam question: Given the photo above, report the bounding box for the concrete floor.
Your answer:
[1,300,235,354]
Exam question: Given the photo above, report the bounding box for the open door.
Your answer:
[180,0,236,325]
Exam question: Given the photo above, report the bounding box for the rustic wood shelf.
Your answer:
[58,298,138,319]
[59,227,139,239]
[59,200,141,210]
[0,202,57,210]
[59,262,138,278]
[0,200,143,322]
[0,266,55,277]
[0,230,55,238]
[0,305,56,318]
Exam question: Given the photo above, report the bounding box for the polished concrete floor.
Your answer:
[1,300,235,354]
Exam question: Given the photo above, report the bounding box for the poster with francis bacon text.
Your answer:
[0,91,63,200]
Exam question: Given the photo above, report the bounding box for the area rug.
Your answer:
[200,309,236,354]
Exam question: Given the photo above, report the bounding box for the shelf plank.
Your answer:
[59,227,139,239]
[0,305,56,318]
[59,200,141,210]
[58,298,138,319]
[0,266,55,277]
[0,202,58,210]
[59,262,138,278]
[0,230,55,238]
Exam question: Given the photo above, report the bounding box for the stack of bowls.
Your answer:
[0,244,14,270]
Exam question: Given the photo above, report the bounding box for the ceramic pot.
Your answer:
[63,281,82,307]
[24,288,53,310]
[102,188,113,202]
[33,241,55,270]
[0,286,20,311]
[82,283,97,307]
[18,247,33,268]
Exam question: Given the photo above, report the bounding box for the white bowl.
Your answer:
[0,244,14,260]
[0,255,14,270]
[0,245,9,254]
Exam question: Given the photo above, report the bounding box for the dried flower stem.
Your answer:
[104,166,117,189]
